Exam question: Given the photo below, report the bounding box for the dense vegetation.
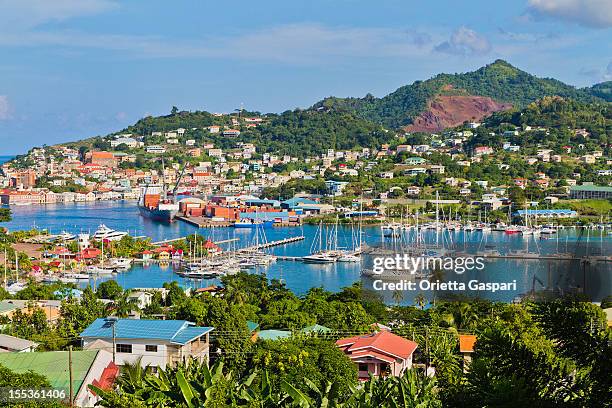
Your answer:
[314,60,607,128]
[3,272,610,407]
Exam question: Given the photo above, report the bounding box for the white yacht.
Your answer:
[108,258,132,270]
[92,224,128,241]
[58,231,77,241]
[337,253,361,262]
[302,252,337,264]
[87,265,116,275]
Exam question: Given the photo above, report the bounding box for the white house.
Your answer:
[80,318,214,370]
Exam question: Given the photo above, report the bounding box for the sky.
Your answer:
[0,0,611,154]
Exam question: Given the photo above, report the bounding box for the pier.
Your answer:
[237,236,305,253]
[176,215,300,228]
[175,216,233,228]
[152,237,240,246]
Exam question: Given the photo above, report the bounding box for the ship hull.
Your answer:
[139,206,177,222]
[233,220,274,229]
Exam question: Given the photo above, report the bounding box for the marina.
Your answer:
[2,200,611,303]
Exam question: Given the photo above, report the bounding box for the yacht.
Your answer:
[381,223,402,237]
[463,224,476,232]
[87,265,116,275]
[302,252,337,264]
[63,273,90,280]
[504,226,521,235]
[337,253,361,262]
[108,258,132,270]
[92,224,128,241]
[58,231,77,241]
[540,226,557,234]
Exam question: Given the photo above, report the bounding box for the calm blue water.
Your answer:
[0,156,14,165]
[3,201,611,303]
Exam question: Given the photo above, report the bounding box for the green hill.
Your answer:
[314,60,605,128]
[588,81,612,102]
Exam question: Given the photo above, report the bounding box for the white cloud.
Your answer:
[0,96,12,120]
[527,0,612,28]
[0,24,438,64]
[434,27,492,56]
[0,0,118,29]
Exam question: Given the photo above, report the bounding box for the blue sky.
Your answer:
[0,0,610,154]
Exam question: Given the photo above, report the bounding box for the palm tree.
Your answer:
[105,291,139,318]
[414,293,427,310]
[392,289,404,305]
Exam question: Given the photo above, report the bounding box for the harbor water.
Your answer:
[2,201,611,303]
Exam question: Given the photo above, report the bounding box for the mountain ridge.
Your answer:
[313,59,608,131]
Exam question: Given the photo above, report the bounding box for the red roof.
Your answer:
[459,334,476,353]
[91,151,114,159]
[90,362,119,395]
[336,331,418,360]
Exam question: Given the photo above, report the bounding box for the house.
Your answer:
[0,334,38,352]
[336,330,418,380]
[222,129,241,137]
[458,334,476,371]
[405,157,427,165]
[146,145,166,154]
[473,146,493,156]
[0,350,117,407]
[569,184,612,199]
[80,318,214,370]
[405,186,421,196]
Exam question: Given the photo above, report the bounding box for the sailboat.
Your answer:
[87,239,116,275]
[303,221,336,264]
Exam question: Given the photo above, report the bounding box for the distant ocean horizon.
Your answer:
[0,156,14,164]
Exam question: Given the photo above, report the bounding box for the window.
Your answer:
[116,344,132,354]
[358,363,369,372]
[145,345,158,353]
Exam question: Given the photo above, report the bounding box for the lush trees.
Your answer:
[0,364,64,407]
[0,208,11,223]
[92,358,440,408]
[96,280,124,300]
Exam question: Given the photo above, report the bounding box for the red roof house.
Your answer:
[336,331,418,380]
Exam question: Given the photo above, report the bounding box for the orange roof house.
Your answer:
[336,331,418,380]
[458,334,477,370]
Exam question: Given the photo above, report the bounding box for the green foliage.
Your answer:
[251,337,357,399]
[0,364,64,407]
[316,60,605,128]
[0,208,11,223]
[96,280,124,300]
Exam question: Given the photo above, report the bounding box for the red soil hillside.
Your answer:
[406,95,512,133]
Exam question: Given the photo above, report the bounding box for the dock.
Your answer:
[176,215,301,228]
[237,236,305,253]
[152,237,239,246]
[175,216,233,228]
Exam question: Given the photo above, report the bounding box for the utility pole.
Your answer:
[112,321,116,363]
[68,346,74,408]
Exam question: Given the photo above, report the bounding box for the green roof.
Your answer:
[246,321,259,332]
[0,350,99,394]
[570,185,612,192]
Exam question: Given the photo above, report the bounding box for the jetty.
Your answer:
[152,237,239,246]
[237,236,305,253]
[176,215,300,228]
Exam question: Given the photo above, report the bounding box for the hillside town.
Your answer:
[2,113,611,227]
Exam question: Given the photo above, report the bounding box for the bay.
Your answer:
[2,201,610,303]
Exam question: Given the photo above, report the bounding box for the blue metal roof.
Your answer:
[80,318,213,345]
[282,197,318,207]
[513,209,577,216]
